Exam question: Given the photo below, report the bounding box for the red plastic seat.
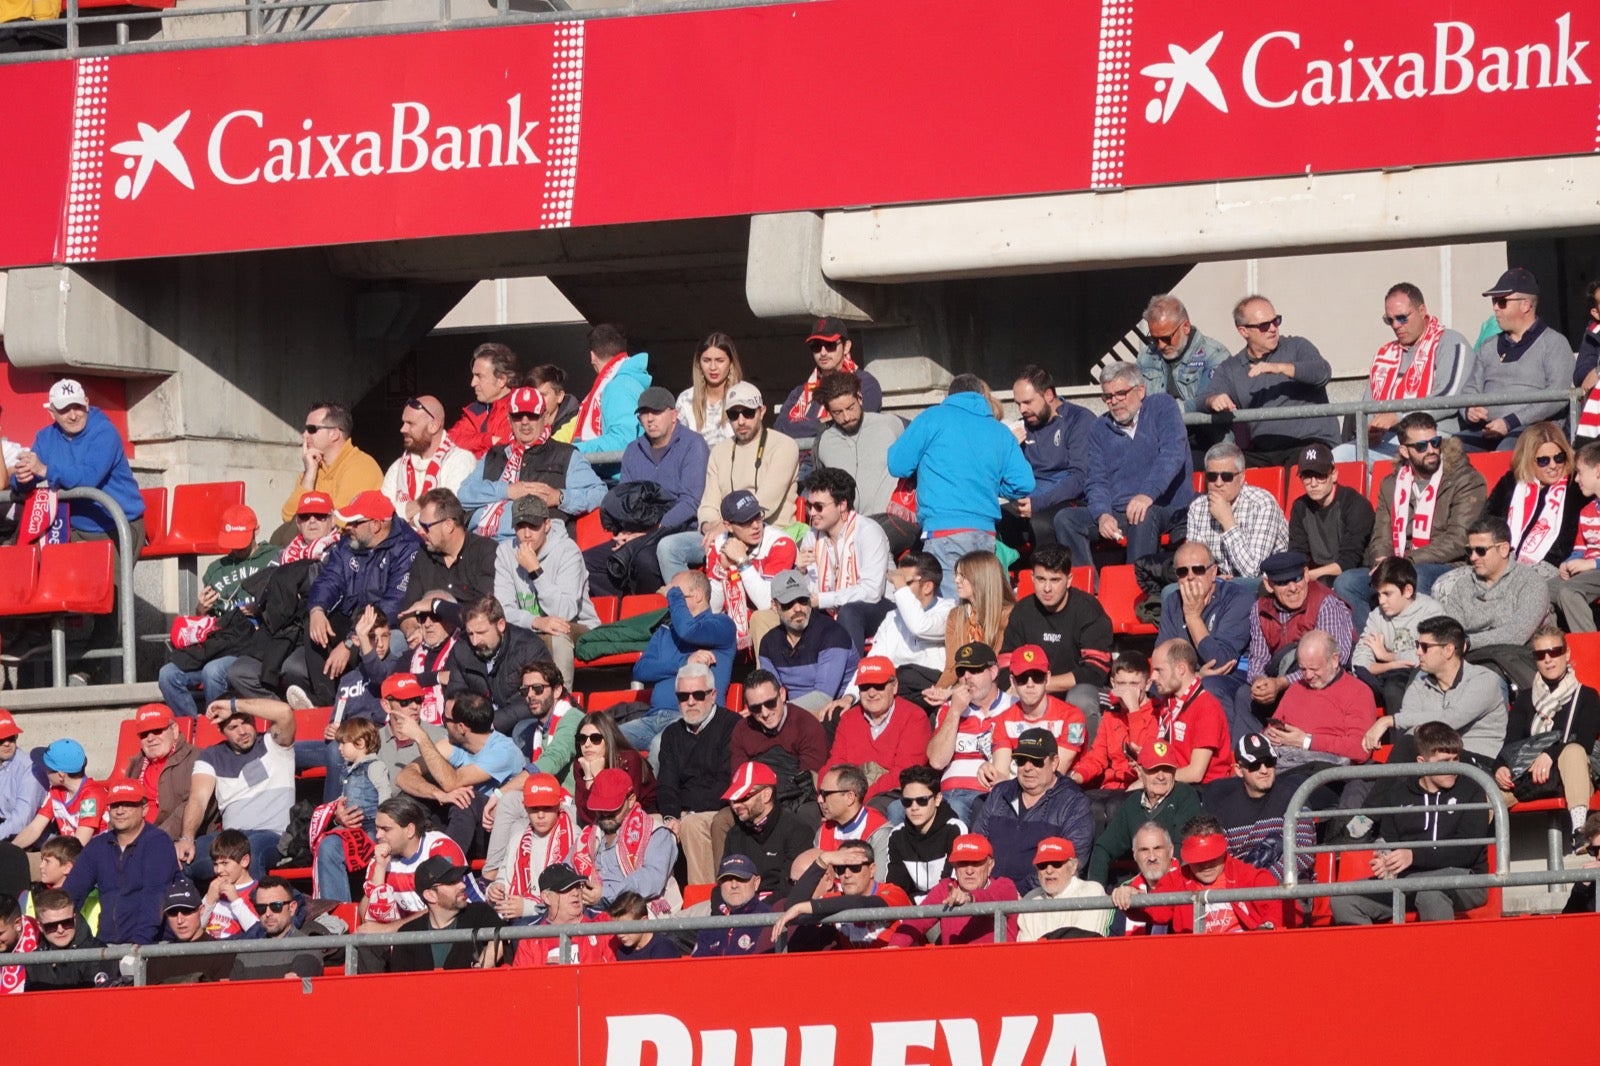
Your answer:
[591,596,621,626]
[1568,632,1600,689]
[1466,450,1513,491]
[0,545,39,617]
[1070,565,1095,593]
[30,541,115,614]
[724,682,743,713]
[681,883,714,908]
[137,487,169,558]
[1014,570,1034,599]
[1243,466,1286,505]
[620,593,668,619]
[1098,564,1155,636]
[586,690,645,715]
[143,481,246,557]
[1285,460,1367,507]
[574,510,608,552]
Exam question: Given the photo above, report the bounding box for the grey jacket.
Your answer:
[1350,593,1445,670]
[1395,660,1508,759]
[815,412,905,515]
[493,526,601,631]
[1460,321,1573,431]
[1431,561,1551,650]
[1198,335,1338,447]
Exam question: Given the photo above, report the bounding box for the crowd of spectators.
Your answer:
[5,269,1600,987]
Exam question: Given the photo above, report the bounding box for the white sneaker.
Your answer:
[285,684,314,711]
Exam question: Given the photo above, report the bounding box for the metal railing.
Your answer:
[1,485,137,686]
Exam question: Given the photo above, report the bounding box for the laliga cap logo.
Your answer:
[110,111,195,200]
[1141,31,1229,124]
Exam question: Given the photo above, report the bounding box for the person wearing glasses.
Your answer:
[1483,422,1588,576]
[728,669,831,818]
[401,488,498,619]
[1335,283,1474,464]
[458,384,607,540]
[393,691,524,856]
[721,762,815,896]
[775,837,916,951]
[1551,439,1600,631]
[1134,294,1231,456]
[797,467,893,655]
[1287,443,1375,587]
[382,393,476,523]
[893,833,1020,947]
[813,370,918,556]
[1363,616,1508,761]
[1183,440,1288,584]
[1198,295,1338,467]
[970,729,1092,894]
[1262,630,1375,772]
[656,662,737,885]
[1017,836,1112,941]
[757,571,860,720]
[1458,268,1574,453]
[1430,517,1551,693]
[883,764,965,902]
[1060,362,1195,568]
[1335,411,1486,629]
[22,887,115,991]
[277,400,382,524]
[774,316,884,440]
[227,876,322,982]
[827,657,935,815]
[657,380,798,582]
[1235,552,1354,741]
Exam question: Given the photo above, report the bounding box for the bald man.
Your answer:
[383,395,479,523]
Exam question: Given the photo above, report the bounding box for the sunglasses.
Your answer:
[137,728,168,739]
[676,689,712,703]
[831,861,869,874]
[167,907,199,917]
[1381,312,1416,327]
[1414,640,1446,653]
[808,340,841,353]
[1204,471,1238,483]
[404,397,429,412]
[902,794,935,808]
[39,917,77,933]
[1466,545,1497,557]
[780,598,811,609]
[509,411,542,422]
[954,666,987,677]
[417,517,449,533]
[295,512,329,522]
[816,788,851,800]
[577,732,605,745]
[523,683,550,696]
[1034,860,1070,871]
[1532,646,1568,661]
[1240,315,1283,333]
[258,900,294,913]
[726,407,760,421]
[1173,564,1212,578]
[411,612,439,624]
[303,424,335,434]
[1014,671,1049,686]
[1492,295,1529,308]
[859,681,892,693]
[1535,453,1567,468]
[1148,327,1182,346]
[746,696,782,713]
[1404,436,1443,452]
[1013,755,1049,768]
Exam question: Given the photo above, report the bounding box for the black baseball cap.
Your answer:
[414,855,470,894]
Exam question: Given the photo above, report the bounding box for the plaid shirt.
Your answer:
[1185,486,1288,579]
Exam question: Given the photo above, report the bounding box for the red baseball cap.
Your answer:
[131,704,174,734]
[949,834,994,863]
[1010,644,1050,675]
[586,767,635,813]
[0,710,20,741]
[722,761,778,802]
[856,656,896,686]
[295,491,334,516]
[1033,837,1077,865]
[335,490,396,525]
[217,504,259,551]
[1138,740,1180,772]
[169,614,218,650]
[1181,832,1229,866]
[106,779,148,805]
[508,386,546,417]
[380,674,424,701]
[522,773,566,808]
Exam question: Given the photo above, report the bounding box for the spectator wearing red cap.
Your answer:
[64,780,178,945]
[1125,814,1282,934]
[1150,638,1235,785]
[1001,543,1114,725]
[884,765,966,903]
[382,394,477,523]
[896,833,1020,946]
[578,767,679,911]
[1071,652,1160,792]
[658,662,737,884]
[776,838,917,951]
[121,705,199,840]
[1018,837,1111,941]
[458,384,606,539]
[279,400,383,523]
[0,710,46,844]
[279,490,340,564]
[1086,739,1203,886]
[722,761,814,896]
[449,343,521,460]
[774,317,884,440]
[825,656,934,812]
[12,739,105,850]
[985,644,1089,783]
[972,729,1093,894]
[485,773,578,919]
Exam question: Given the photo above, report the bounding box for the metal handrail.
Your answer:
[1,485,137,685]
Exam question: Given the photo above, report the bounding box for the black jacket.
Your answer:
[1500,683,1600,764]
[1370,774,1490,874]
[656,709,737,819]
[1486,472,1592,569]
[444,623,553,736]
[386,903,504,973]
[723,805,816,896]
[25,922,117,991]
[1288,485,1376,573]
[402,534,499,611]
[885,804,966,901]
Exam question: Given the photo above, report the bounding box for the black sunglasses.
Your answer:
[676,689,713,703]
[816,788,851,800]
[831,861,869,874]
[726,407,761,421]
[510,411,542,422]
[1532,646,1568,661]
[902,794,935,808]
[1240,315,1283,333]
[954,665,987,677]
[167,907,199,917]
[39,916,77,933]
[859,681,892,693]
[746,696,782,713]
[1014,671,1049,686]
[1204,471,1238,483]
[577,731,605,744]
[523,683,551,696]
[808,340,841,353]
[1535,454,1567,468]
[1173,564,1212,578]
[1404,436,1443,452]
[1467,545,1495,557]
[303,424,335,434]
[295,512,328,522]
[1034,860,1070,871]
[1013,755,1049,768]
[258,900,294,913]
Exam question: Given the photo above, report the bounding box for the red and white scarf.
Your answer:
[409,636,456,725]
[578,804,669,915]
[474,431,554,537]
[307,801,374,898]
[1577,322,1600,438]
[787,355,859,424]
[575,352,631,442]
[1507,479,1570,565]
[1390,463,1443,556]
[1369,316,1444,401]
[708,535,758,648]
[0,917,38,994]
[401,431,458,503]
[279,530,339,565]
[507,809,580,901]
[814,512,861,613]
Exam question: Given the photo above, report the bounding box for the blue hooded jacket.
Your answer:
[575,352,650,457]
[886,391,1034,533]
[15,407,145,535]
[307,518,422,623]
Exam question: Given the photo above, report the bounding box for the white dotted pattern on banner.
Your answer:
[542,22,584,229]
[1090,2,1132,190]
[65,58,111,263]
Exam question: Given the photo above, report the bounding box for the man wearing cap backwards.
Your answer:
[11,738,105,850]
[777,838,918,951]
[972,728,1093,894]
[984,644,1090,783]
[485,772,578,918]
[451,343,521,460]
[122,705,199,840]
[386,855,506,972]
[493,496,601,688]
[659,379,800,583]
[775,317,885,440]
[382,393,477,523]
[722,761,815,896]
[572,323,651,457]
[11,377,147,549]
[895,833,1020,946]
[65,779,178,945]
[1336,283,1475,463]
[459,383,606,539]
[758,570,860,718]
[1125,814,1282,934]
[278,400,383,524]
[796,467,894,655]
[178,697,298,881]
[1236,551,1355,739]
[1018,836,1112,941]
[1149,639,1236,787]
[0,711,46,843]
[1202,734,1319,884]
[1087,739,1203,885]
[657,661,737,884]
[583,384,710,597]
[825,657,934,812]
[928,641,1017,824]
[579,766,679,911]
[703,489,799,653]
[512,862,615,967]
[1459,267,1575,452]
[691,854,778,957]
[1287,443,1375,585]
[400,488,499,622]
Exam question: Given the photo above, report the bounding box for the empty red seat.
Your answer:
[1098,564,1155,636]
[1014,570,1034,598]
[1466,450,1513,489]
[138,487,169,559]
[620,593,668,619]
[586,690,644,715]
[0,545,39,617]
[574,510,608,552]
[1070,565,1095,593]
[143,481,246,557]
[1243,466,1286,504]
[30,541,115,614]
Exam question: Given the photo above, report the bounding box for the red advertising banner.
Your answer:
[0,0,1596,268]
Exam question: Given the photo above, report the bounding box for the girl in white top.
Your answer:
[675,331,744,448]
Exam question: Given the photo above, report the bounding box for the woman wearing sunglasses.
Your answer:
[571,712,656,823]
[1483,421,1589,575]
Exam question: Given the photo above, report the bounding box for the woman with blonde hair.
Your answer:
[1484,420,1588,574]
[923,550,1016,704]
[675,331,744,447]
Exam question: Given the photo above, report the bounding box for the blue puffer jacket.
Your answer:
[15,407,145,534]
[307,518,421,623]
[886,391,1034,533]
[575,352,650,456]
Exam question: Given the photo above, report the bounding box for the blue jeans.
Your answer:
[293,739,343,803]
[1334,563,1454,631]
[618,703,681,753]
[316,834,354,902]
[186,828,283,883]
[1055,504,1181,570]
[940,787,985,826]
[924,531,997,600]
[655,530,707,583]
[158,656,237,718]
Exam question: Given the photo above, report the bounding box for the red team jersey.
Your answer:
[363,832,468,923]
[988,697,1089,755]
[38,780,108,836]
[1156,680,1235,784]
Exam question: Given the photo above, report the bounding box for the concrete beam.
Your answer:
[4,265,181,377]
[820,155,1600,284]
[745,211,876,322]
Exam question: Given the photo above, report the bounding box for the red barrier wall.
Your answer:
[0,344,131,451]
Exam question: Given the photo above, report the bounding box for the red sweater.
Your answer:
[1072,700,1159,790]
[824,700,935,801]
[894,877,1020,946]
[730,705,831,776]
[1276,671,1375,764]
[1133,856,1281,933]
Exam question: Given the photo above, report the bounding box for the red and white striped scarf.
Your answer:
[787,355,859,424]
[408,636,456,725]
[814,512,861,613]
[1369,316,1443,400]
[362,831,464,923]
[0,917,39,994]
[575,352,631,442]
[402,431,458,502]
[307,801,375,898]
[1507,479,1570,565]
[579,804,668,915]
[279,531,339,565]
[507,809,579,901]
[1578,322,1600,438]
[473,434,551,537]
[708,536,755,648]
[1390,463,1443,555]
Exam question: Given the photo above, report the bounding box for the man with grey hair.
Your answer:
[657,661,737,884]
[1184,441,1288,582]
[1136,294,1231,461]
[1458,267,1573,452]
[1057,362,1195,567]
[1109,821,1181,935]
[1199,295,1338,467]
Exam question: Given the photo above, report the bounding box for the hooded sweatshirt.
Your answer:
[886,391,1035,534]
[16,407,145,535]
[575,352,651,457]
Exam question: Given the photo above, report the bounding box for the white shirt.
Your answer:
[381,444,478,515]
[1018,876,1114,941]
[847,587,954,696]
[802,516,891,610]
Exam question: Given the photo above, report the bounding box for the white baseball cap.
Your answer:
[45,379,88,412]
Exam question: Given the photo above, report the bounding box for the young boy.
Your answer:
[1350,557,1443,711]
[24,836,101,934]
[201,830,260,939]
[985,644,1088,782]
[335,717,392,837]
[11,739,106,849]
[1550,439,1600,632]
[1071,653,1159,792]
